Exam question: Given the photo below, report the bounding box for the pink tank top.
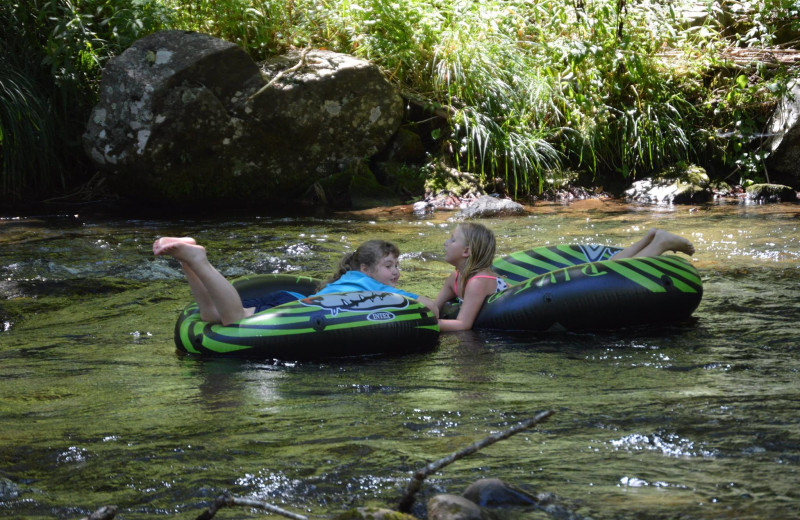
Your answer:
[453,272,509,301]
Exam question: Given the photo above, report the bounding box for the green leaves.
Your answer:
[736,74,749,89]
[0,55,62,197]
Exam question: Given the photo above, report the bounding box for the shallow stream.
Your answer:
[1,200,798,519]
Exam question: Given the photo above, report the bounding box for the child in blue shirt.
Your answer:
[153,237,436,325]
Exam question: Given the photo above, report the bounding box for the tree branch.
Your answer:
[397,410,554,513]
[195,491,309,520]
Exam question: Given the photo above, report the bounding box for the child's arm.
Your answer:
[438,275,495,332]
[433,272,457,312]
[415,295,440,319]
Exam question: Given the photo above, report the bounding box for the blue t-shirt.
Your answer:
[312,270,418,299]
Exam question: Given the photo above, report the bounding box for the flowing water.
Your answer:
[1,200,798,520]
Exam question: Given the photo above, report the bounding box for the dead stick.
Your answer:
[195,491,309,520]
[247,47,312,101]
[397,410,554,513]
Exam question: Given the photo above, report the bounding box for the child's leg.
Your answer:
[154,237,220,321]
[154,237,248,325]
[612,228,658,259]
[634,229,694,257]
[181,263,222,323]
[613,228,694,259]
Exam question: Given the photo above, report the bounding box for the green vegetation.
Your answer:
[1,0,797,203]
[1,0,171,201]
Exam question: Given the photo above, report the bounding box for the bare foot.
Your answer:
[655,229,695,256]
[153,237,209,265]
[153,237,197,256]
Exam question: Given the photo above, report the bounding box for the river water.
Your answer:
[1,199,798,519]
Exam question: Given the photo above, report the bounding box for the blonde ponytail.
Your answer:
[457,223,497,297]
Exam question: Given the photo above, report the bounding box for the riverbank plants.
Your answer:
[0,54,62,197]
[0,0,171,201]
[1,0,795,203]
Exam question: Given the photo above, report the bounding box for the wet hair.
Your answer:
[320,239,401,289]
[457,222,497,297]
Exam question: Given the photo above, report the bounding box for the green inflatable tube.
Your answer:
[173,244,703,359]
[174,274,440,359]
[443,244,703,331]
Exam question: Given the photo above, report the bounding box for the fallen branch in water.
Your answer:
[76,411,553,520]
[195,491,309,520]
[397,410,555,513]
[80,494,308,520]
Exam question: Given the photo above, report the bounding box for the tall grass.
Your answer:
[0,55,62,197]
[163,0,300,59]
[164,0,702,192]
[528,0,700,181]
[314,0,566,193]
[333,0,728,189]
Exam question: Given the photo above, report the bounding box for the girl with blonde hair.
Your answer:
[434,223,508,331]
[432,224,694,332]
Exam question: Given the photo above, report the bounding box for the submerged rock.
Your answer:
[461,478,538,508]
[333,507,418,520]
[427,494,490,520]
[0,477,21,499]
[457,478,592,520]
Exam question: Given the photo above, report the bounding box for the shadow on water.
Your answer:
[1,200,799,519]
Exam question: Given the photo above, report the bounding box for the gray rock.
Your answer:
[625,166,711,204]
[427,494,492,520]
[766,79,800,185]
[456,196,525,219]
[83,31,403,207]
[250,48,403,182]
[83,31,261,200]
[745,183,798,202]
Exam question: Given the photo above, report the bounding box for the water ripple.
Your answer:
[609,432,717,458]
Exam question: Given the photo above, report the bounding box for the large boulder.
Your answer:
[83,30,403,207]
[766,79,800,186]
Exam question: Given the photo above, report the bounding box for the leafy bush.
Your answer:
[315,0,705,189]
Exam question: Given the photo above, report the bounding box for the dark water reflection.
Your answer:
[1,200,798,519]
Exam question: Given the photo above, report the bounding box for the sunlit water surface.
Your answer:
[1,200,798,519]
